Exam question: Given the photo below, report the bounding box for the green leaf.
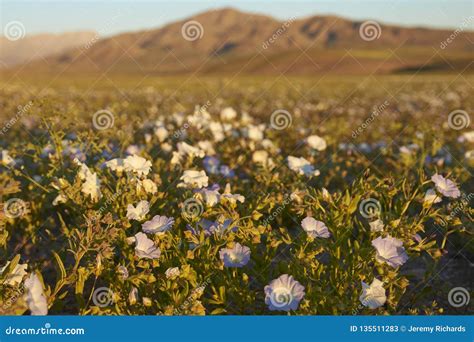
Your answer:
[0,254,21,281]
[53,252,67,280]
[210,308,227,315]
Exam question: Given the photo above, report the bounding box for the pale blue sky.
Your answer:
[1,0,473,37]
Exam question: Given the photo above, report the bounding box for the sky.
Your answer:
[1,0,473,37]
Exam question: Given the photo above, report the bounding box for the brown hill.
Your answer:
[0,31,97,68]
[10,8,474,75]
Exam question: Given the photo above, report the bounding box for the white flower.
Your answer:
[264,274,305,311]
[154,126,169,142]
[161,142,173,153]
[74,158,93,180]
[194,185,220,207]
[431,174,460,198]
[287,156,320,177]
[52,194,67,206]
[246,124,265,141]
[165,267,181,279]
[220,107,237,121]
[177,170,208,189]
[197,140,215,155]
[219,243,251,268]
[399,144,419,155]
[142,215,174,234]
[372,236,408,268]
[73,159,101,201]
[172,113,185,126]
[188,106,212,130]
[261,139,279,152]
[177,142,205,160]
[465,150,474,160]
[369,219,384,232]
[1,261,27,286]
[321,187,331,201]
[306,135,327,151]
[129,287,139,305]
[170,151,183,165]
[359,278,386,309]
[460,131,474,143]
[126,145,141,155]
[134,232,161,259]
[221,183,245,204]
[424,188,442,204]
[301,217,331,238]
[252,150,268,164]
[81,172,101,202]
[24,273,48,315]
[124,154,152,177]
[241,112,253,124]
[252,150,273,168]
[117,266,129,279]
[105,158,125,172]
[1,150,15,166]
[139,179,158,194]
[209,122,225,142]
[126,200,150,221]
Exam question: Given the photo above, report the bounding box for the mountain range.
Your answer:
[0,32,96,68]
[3,8,473,75]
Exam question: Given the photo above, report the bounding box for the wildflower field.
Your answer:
[0,75,472,316]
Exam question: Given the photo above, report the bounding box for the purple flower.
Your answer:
[187,218,237,237]
[301,217,331,238]
[134,232,161,259]
[203,156,220,174]
[264,274,305,311]
[431,174,461,198]
[413,234,423,243]
[142,215,174,234]
[359,278,386,309]
[194,184,220,207]
[371,236,408,268]
[219,243,250,267]
[219,165,235,178]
